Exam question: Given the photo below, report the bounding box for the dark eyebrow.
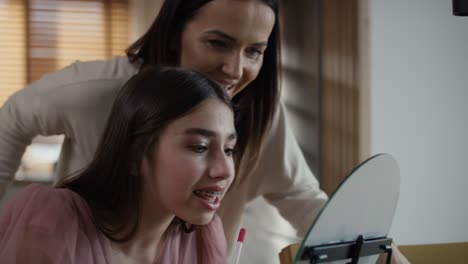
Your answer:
[184,128,237,140]
[205,30,268,47]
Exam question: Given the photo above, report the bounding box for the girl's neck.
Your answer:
[111,216,173,264]
[111,197,174,264]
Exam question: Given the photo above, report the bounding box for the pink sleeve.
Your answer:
[0,184,112,264]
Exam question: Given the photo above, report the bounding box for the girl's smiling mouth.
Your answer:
[193,187,226,210]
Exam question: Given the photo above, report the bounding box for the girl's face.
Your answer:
[141,98,236,225]
[179,0,276,98]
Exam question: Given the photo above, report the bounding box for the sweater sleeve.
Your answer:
[0,57,136,200]
[252,103,329,238]
[0,70,71,199]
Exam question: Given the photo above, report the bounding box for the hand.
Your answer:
[376,243,410,264]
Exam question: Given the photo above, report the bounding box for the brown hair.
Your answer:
[59,66,233,242]
[126,0,282,185]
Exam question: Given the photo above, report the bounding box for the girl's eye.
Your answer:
[190,145,208,153]
[224,148,236,157]
[245,48,263,59]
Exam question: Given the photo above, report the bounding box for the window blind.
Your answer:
[0,0,129,106]
[0,0,27,106]
[28,0,129,82]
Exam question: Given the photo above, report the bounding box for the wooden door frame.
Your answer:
[320,0,369,195]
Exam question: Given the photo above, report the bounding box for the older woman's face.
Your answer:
[179,0,275,98]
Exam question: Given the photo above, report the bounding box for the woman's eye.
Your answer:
[208,39,229,49]
[190,145,208,153]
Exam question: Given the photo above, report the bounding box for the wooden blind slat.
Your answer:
[30,27,106,35]
[0,0,129,106]
[0,0,26,106]
[27,0,129,82]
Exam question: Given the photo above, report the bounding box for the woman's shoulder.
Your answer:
[16,56,140,123]
[41,56,139,87]
[5,56,139,115]
[12,56,137,105]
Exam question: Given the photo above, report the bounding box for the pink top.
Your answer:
[0,184,227,263]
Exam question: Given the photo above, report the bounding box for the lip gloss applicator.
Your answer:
[230,227,246,264]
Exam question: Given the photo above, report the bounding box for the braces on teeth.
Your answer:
[194,190,222,197]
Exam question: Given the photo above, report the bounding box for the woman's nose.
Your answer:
[221,52,243,80]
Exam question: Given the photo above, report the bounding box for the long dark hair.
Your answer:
[59,66,233,242]
[126,0,281,184]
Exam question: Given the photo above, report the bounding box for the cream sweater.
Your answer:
[0,56,328,252]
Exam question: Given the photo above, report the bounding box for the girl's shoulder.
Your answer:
[0,184,111,263]
[0,183,89,236]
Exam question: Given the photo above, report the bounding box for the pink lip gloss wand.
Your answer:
[230,228,246,264]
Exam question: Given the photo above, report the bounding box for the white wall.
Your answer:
[369,0,468,244]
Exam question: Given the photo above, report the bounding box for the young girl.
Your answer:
[0,66,237,263]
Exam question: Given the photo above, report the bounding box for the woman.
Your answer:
[0,0,408,262]
[0,66,236,263]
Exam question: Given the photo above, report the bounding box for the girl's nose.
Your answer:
[208,151,233,180]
